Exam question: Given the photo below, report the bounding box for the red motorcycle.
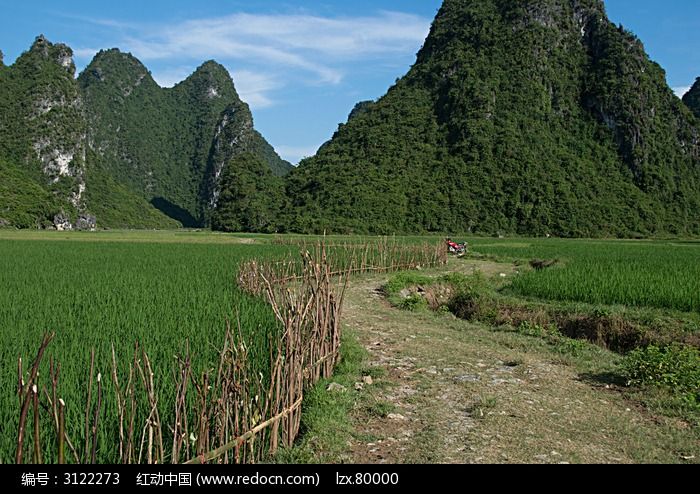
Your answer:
[446,239,468,256]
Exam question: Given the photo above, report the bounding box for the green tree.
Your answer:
[212,153,286,233]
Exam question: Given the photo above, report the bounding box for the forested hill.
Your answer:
[0,36,94,228]
[283,0,700,237]
[0,37,291,229]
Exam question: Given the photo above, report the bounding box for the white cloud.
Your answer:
[73,47,100,59]
[57,14,136,31]
[188,12,431,58]
[275,144,322,164]
[233,70,279,109]
[151,66,194,88]
[122,33,343,84]
[75,11,430,85]
[674,86,691,98]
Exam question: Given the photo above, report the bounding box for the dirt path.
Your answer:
[341,261,698,464]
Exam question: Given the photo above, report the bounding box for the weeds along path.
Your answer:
[341,260,697,464]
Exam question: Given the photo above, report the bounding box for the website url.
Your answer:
[196,473,320,487]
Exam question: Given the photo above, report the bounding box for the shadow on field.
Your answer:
[578,371,627,388]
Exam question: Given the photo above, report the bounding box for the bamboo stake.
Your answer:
[172,348,190,464]
[32,386,41,464]
[142,352,164,463]
[16,332,54,464]
[90,373,102,464]
[58,399,65,464]
[17,357,23,404]
[83,349,95,462]
[42,390,79,463]
[125,348,138,464]
[111,346,125,463]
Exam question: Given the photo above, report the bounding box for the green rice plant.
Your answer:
[469,238,700,312]
[0,238,287,463]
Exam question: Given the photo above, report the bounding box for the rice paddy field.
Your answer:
[0,232,289,463]
[0,230,446,463]
[468,238,700,313]
[1,230,698,463]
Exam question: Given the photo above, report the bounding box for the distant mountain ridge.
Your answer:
[0,36,291,229]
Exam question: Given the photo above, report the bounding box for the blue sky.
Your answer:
[1,1,699,164]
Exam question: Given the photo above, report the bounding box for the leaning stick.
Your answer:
[185,397,304,465]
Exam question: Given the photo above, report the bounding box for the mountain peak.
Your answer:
[197,60,229,73]
[177,60,238,101]
[79,49,154,94]
[26,34,76,75]
[286,0,700,237]
[189,60,234,83]
[93,48,143,63]
[86,48,150,74]
[419,0,606,64]
[30,34,49,50]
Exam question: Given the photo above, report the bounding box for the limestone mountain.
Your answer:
[284,0,700,237]
[0,35,88,226]
[79,50,291,227]
[0,37,290,229]
[684,78,700,119]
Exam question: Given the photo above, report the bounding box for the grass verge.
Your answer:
[275,331,368,463]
